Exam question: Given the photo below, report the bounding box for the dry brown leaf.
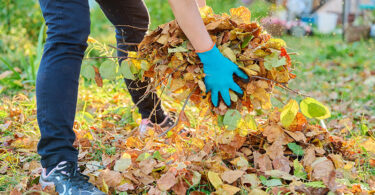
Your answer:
[157,171,177,191]
[272,156,291,173]
[241,174,261,187]
[263,124,284,143]
[139,158,157,175]
[285,130,307,143]
[100,169,123,188]
[311,157,335,182]
[253,151,273,172]
[172,179,188,195]
[148,186,162,195]
[301,146,316,174]
[328,154,345,169]
[116,183,135,192]
[221,170,245,183]
[266,139,284,160]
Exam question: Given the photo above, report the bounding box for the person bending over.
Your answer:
[36,0,248,193]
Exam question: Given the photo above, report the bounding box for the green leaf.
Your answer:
[288,143,304,156]
[0,110,8,119]
[136,152,151,161]
[140,60,151,71]
[300,97,331,120]
[168,46,188,53]
[280,99,299,127]
[81,62,95,80]
[241,35,253,49]
[99,60,117,80]
[264,53,286,70]
[223,109,242,130]
[360,123,369,136]
[153,151,165,161]
[259,176,282,187]
[119,61,136,80]
[293,159,307,180]
[304,181,326,188]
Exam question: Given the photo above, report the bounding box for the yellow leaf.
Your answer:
[230,6,251,24]
[199,6,214,18]
[169,79,185,92]
[249,189,268,195]
[362,138,375,154]
[300,97,331,120]
[241,67,258,76]
[128,52,141,69]
[208,171,223,189]
[280,99,299,127]
[198,80,206,93]
[254,49,269,58]
[266,38,287,50]
[222,184,241,195]
[192,171,202,186]
[83,132,93,140]
[87,36,97,43]
[229,91,238,102]
[238,115,257,136]
[221,46,237,62]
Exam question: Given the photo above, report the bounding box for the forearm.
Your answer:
[196,0,206,8]
[168,0,213,51]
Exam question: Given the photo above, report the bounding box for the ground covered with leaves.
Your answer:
[1,6,375,195]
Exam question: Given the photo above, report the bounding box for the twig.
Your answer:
[114,24,149,31]
[84,56,145,60]
[249,75,309,97]
[159,86,197,137]
[118,42,139,46]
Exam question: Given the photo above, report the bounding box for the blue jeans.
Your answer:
[36,0,165,169]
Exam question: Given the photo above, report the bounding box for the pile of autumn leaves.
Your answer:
[84,6,365,194]
[130,6,293,115]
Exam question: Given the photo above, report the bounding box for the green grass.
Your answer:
[282,35,375,127]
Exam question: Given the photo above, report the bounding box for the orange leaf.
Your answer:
[230,6,251,24]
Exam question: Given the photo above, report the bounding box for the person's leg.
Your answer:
[96,0,166,124]
[37,0,90,171]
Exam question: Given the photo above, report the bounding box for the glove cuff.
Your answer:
[195,42,216,53]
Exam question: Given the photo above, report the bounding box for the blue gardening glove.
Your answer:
[197,45,249,107]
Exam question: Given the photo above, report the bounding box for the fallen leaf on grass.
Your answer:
[157,171,177,191]
[208,171,223,189]
[116,183,134,191]
[263,124,284,143]
[272,156,291,173]
[100,169,123,188]
[253,151,273,172]
[242,174,261,187]
[114,153,132,172]
[221,170,245,183]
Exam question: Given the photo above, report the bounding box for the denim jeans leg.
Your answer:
[37,0,90,168]
[96,0,166,124]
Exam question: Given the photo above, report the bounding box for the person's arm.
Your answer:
[168,0,212,51]
[196,0,206,8]
[168,0,248,107]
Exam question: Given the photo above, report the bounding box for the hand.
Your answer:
[197,44,249,107]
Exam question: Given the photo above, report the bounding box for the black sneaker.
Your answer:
[40,161,105,195]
